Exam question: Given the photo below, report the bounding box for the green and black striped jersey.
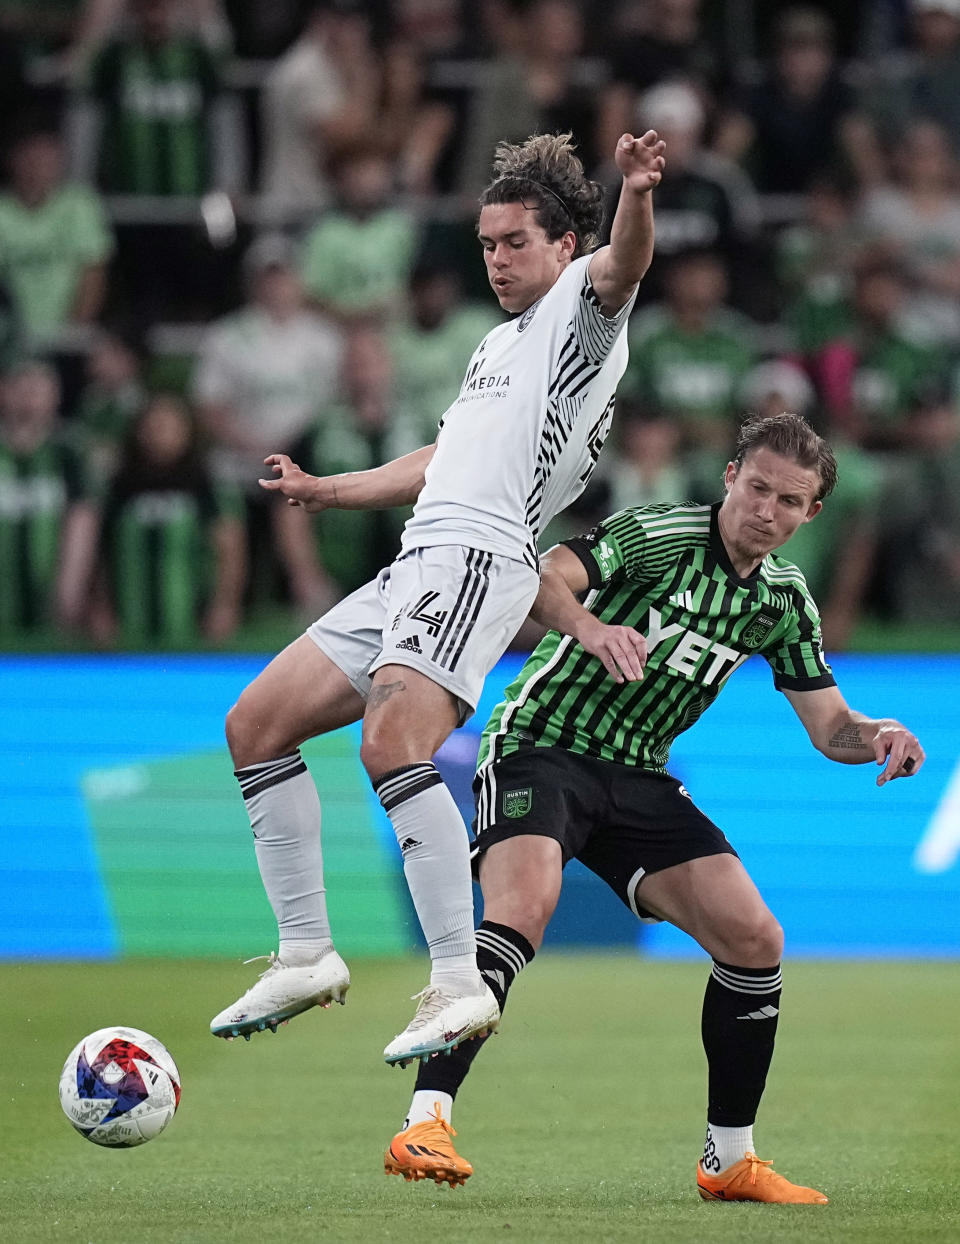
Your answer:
[479,502,834,774]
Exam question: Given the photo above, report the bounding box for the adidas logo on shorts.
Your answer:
[396,634,423,654]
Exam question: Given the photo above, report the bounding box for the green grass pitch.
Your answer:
[2,956,956,1243]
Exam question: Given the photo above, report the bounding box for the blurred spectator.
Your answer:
[300,146,418,323]
[630,78,760,304]
[0,125,113,347]
[597,0,722,166]
[714,7,858,195]
[795,253,948,448]
[73,0,242,195]
[849,0,960,186]
[742,358,883,650]
[73,327,146,484]
[275,322,401,614]
[0,359,98,637]
[449,0,603,197]
[775,170,866,304]
[387,257,501,455]
[858,117,960,344]
[68,0,231,71]
[193,233,342,592]
[879,378,960,621]
[621,249,758,457]
[90,391,245,646]
[604,409,693,511]
[259,1,381,219]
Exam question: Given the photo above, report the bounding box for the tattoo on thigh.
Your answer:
[828,720,869,751]
[368,680,406,711]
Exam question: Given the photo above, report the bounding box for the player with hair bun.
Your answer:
[211,129,665,1074]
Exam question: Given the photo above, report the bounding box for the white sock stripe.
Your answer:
[475,929,527,976]
[712,963,782,995]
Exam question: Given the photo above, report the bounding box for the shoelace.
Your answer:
[242,952,280,978]
[745,1153,774,1186]
[427,1102,456,1138]
[406,985,447,1030]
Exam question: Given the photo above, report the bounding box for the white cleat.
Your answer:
[210,950,350,1040]
[383,983,500,1067]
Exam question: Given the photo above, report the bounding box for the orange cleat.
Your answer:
[697,1152,828,1204]
[384,1102,473,1188]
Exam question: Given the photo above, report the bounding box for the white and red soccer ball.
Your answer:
[59,1027,181,1147]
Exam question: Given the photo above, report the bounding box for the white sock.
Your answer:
[278,938,334,966]
[374,764,483,994]
[701,1122,755,1175]
[235,752,332,946]
[403,1090,453,1131]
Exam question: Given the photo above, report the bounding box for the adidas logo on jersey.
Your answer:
[396,634,423,654]
[670,590,695,610]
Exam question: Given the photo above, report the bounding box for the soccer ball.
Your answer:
[58,1026,181,1147]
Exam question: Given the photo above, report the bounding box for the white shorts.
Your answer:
[307,546,540,723]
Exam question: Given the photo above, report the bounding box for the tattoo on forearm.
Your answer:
[827,720,869,751]
[368,680,406,711]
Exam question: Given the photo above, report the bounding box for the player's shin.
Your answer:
[699,959,782,1174]
[374,763,482,992]
[405,920,536,1125]
[235,751,333,959]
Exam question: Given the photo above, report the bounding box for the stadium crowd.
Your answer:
[2,0,960,652]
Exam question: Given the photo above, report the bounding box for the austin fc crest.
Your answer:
[741,612,777,648]
[503,787,533,818]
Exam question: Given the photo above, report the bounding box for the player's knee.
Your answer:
[359,730,406,780]
[225,698,279,769]
[726,910,783,966]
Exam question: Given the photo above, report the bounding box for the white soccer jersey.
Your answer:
[400,253,636,569]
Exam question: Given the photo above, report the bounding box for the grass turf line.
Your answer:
[1,956,956,1243]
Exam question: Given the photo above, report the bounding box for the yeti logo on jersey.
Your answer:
[741,612,778,648]
[646,607,749,686]
[517,296,544,332]
[503,787,533,819]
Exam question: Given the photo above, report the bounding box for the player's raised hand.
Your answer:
[873,721,924,786]
[259,454,326,511]
[576,616,647,684]
[614,131,666,193]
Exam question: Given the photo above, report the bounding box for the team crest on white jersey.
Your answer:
[517,296,544,332]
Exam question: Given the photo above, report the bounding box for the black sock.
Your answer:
[414,920,535,1097]
[701,960,782,1128]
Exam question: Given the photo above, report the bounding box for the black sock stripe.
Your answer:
[373,763,443,813]
[235,753,307,800]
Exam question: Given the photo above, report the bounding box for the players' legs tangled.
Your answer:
[362,665,501,1064]
[388,837,558,1183]
[210,636,364,1039]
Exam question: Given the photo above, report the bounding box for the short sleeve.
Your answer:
[71,187,114,264]
[562,507,650,588]
[572,267,638,367]
[764,585,835,692]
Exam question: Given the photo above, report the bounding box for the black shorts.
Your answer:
[471,746,738,921]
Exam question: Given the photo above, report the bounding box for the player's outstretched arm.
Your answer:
[258,443,436,512]
[588,131,665,315]
[530,544,646,683]
[783,685,925,786]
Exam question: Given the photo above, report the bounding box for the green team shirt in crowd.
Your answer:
[0,184,113,339]
[0,437,87,632]
[89,36,221,195]
[300,208,417,317]
[620,305,757,421]
[102,477,241,646]
[479,502,834,775]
